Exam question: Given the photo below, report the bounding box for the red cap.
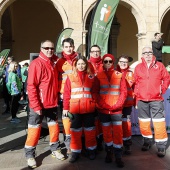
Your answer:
[102,53,115,62]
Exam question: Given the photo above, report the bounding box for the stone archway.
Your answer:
[0,0,67,60]
[83,0,146,61]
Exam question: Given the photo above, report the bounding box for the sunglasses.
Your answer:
[103,60,113,64]
[42,47,54,50]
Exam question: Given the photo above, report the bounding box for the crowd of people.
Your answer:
[1,56,29,123]
[1,36,170,169]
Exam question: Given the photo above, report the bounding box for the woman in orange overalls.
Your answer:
[63,56,97,163]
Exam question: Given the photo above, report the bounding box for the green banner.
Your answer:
[88,0,119,56]
[55,28,74,53]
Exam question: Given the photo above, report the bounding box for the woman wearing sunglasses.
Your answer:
[63,56,97,163]
[117,55,135,155]
[93,54,127,168]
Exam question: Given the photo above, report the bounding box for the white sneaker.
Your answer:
[52,150,65,160]
[27,158,37,169]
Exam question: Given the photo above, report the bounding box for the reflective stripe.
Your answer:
[105,142,113,146]
[71,94,92,99]
[71,88,83,92]
[142,134,153,138]
[155,138,168,142]
[138,118,151,122]
[113,143,123,148]
[28,124,41,128]
[71,87,91,92]
[71,149,81,153]
[48,121,58,126]
[100,91,120,95]
[112,121,122,125]
[70,127,82,132]
[110,85,120,88]
[84,126,95,131]
[102,122,111,126]
[123,137,131,140]
[152,118,165,122]
[87,146,97,150]
[49,141,58,146]
[63,70,73,74]
[25,145,36,149]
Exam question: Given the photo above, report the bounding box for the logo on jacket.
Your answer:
[153,64,158,69]
[88,75,94,79]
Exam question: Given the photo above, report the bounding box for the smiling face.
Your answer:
[118,57,129,69]
[76,59,86,71]
[90,46,101,58]
[142,47,153,64]
[41,41,54,58]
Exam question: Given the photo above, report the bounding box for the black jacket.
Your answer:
[152,39,164,61]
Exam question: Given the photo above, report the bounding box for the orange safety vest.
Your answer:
[124,71,135,107]
[60,61,74,94]
[68,73,96,114]
[96,70,122,107]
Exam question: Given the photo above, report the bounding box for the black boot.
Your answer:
[105,145,113,163]
[88,149,96,160]
[69,152,79,163]
[123,139,132,155]
[64,136,71,156]
[115,158,124,168]
[141,137,152,151]
[114,148,124,168]
[97,134,103,151]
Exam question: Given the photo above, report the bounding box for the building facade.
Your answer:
[0,0,170,65]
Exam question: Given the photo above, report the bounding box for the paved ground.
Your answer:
[0,98,170,170]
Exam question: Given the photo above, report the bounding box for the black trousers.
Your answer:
[11,94,21,118]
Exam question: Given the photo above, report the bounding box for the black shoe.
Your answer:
[157,148,166,157]
[124,145,131,155]
[141,143,151,151]
[69,152,79,163]
[88,149,96,160]
[105,146,113,163]
[115,158,124,168]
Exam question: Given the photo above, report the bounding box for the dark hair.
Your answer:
[90,45,101,51]
[8,56,14,61]
[73,56,91,75]
[62,38,74,47]
[154,32,160,37]
[118,54,133,62]
[40,40,53,48]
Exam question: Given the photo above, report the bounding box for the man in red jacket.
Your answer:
[134,46,170,157]
[24,40,64,169]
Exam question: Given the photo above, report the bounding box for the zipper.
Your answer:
[40,89,43,103]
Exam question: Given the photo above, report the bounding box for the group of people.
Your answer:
[2,56,29,123]
[23,38,169,169]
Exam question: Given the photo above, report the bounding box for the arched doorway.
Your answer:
[1,0,64,61]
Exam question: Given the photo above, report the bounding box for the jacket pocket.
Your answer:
[69,99,80,114]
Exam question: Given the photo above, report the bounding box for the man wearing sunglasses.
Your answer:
[24,40,65,169]
[134,46,170,158]
[93,53,127,168]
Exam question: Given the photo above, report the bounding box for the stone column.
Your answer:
[136,33,146,61]
[82,30,88,57]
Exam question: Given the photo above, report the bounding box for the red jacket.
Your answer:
[134,56,170,101]
[27,52,59,112]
